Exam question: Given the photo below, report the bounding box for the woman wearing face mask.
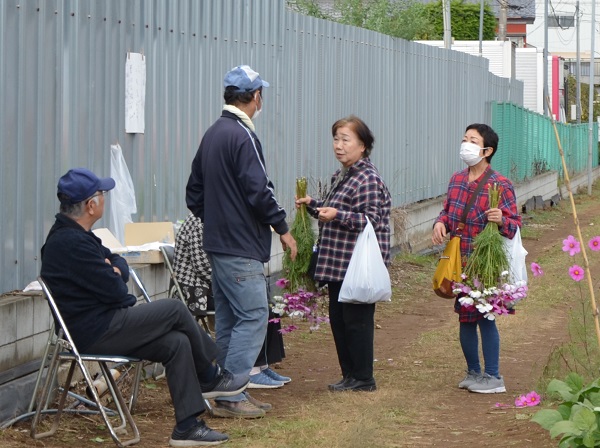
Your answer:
[296,115,391,392]
[432,123,521,394]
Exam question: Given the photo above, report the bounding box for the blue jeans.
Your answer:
[459,318,500,377]
[208,253,268,402]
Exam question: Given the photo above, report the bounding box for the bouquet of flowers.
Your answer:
[453,182,528,319]
[269,278,329,333]
[281,177,316,292]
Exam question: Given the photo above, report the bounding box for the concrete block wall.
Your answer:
[0,293,52,375]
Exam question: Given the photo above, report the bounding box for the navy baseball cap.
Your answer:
[223,65,269,92]
[57,168,115,204]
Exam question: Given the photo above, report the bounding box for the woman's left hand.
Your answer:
[485,207,503,225]
[316,207,337,222]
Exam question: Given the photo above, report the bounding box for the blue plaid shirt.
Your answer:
[308,158,391,283]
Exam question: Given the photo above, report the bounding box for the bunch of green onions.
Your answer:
[463,182,509,289]
[282,177,316,291]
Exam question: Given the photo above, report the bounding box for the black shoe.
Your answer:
[169,419,228,446]
[202,366,249,399]
[330,377,377,392]
[327,377,349,391]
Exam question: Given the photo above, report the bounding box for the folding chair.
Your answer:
[160,245,214,335]
[30,276,143,447]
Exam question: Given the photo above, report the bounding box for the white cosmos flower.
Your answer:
[476,302,493,314]
[484,313,496,320]
[470,290,482,299]
[459,296,474,306]
[500,271,509,277]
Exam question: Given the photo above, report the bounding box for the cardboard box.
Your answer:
[93,222,175,264]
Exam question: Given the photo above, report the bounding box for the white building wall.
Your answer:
[526,0,596,57]
[415,40,515,78]
[515,48,544,114]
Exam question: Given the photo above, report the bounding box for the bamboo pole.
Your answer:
[546,96,600,349]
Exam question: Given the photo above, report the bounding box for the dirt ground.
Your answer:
[3,197,598,448]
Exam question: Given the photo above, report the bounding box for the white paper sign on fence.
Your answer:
[125,52,146,134]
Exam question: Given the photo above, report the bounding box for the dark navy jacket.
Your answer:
[186,110,288,263]
[40,214,136,352]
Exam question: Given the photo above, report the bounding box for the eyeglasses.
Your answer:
[85,191,108,203]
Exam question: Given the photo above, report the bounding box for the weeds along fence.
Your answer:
[491,102,598,182]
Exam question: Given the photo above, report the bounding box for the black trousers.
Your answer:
[87,299,218,424]
[327,281,376,381]
[254,309,286,366]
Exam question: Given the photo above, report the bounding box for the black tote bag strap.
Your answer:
[457,169,493,231]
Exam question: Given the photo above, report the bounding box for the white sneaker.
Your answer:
[467,373,506,394]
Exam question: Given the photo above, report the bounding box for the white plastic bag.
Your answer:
[339,217,392,304]
[503,227,528,284]
[109,143,137,244]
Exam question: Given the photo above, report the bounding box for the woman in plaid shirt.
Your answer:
[432,123,521,394]
[296,116,391,392]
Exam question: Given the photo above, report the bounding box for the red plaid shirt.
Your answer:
[435,166,521,322]
[309,158,392,283]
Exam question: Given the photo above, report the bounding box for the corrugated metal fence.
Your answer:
[492,103,598,182]
[1,0,526,293]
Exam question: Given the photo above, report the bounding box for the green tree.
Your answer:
[288,0,435,41]
[421,0,496,40]
[565,74,600,122]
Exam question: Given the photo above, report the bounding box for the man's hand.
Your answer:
[105,258,122,276]
[280,232,298,261]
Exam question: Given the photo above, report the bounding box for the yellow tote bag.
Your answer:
[432,236,462,299]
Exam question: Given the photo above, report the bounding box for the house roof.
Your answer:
[489,0,536,21]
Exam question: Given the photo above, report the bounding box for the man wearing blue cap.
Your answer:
[186,65,297,418]
[41,168,249,446]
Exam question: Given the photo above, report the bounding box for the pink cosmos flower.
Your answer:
[562,235,581,256]
[569,265,585,282]
[525,391,541,406]
[530,262,544,277]
[494,402,510,408]
[514,395,527,407]
[589,236,600,251]
[275,278,290,288]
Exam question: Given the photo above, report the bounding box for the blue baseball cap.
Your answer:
[57,168,115,204]
[223,65,269,92]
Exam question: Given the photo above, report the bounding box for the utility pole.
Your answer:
[576,1,581,123]
[498,0,508,41]
[588,0,595,194]
[543,0,549,116]
[479,0,484,55]
[442,0,452,49]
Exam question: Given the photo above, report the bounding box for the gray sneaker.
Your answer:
[212,399,266,419]
[202,366,249,399]
[467,373,506,394]
[458,370,480,389]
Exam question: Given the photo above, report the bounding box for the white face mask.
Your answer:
[252,93,262,120]
[460,142,484,166]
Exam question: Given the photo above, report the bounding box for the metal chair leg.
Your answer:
[28,321,57,413]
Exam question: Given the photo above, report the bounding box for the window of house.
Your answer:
[548,15,575,28]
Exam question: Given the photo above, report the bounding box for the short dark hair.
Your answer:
[465,123,499,163]
[224,86,261,106]
[331,115,375,158]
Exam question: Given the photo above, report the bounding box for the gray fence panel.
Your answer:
[0,0,522,293]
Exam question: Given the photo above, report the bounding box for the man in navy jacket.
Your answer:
[41,168,248,446]
[186,65,297,417]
